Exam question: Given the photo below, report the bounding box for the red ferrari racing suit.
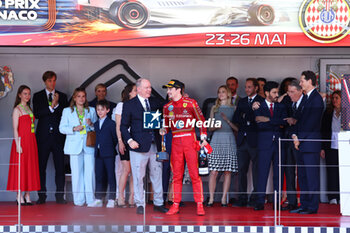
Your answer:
[163,96,207,203]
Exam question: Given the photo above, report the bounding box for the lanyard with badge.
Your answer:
[48,93,53,106]
[76,107,87,135]
[19,103,35,133]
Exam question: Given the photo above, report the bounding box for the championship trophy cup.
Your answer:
[156,135,169,162]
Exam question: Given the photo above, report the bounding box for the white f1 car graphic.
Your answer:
[77,0,276,29]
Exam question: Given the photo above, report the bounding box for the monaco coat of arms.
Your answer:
[299,0,350,43]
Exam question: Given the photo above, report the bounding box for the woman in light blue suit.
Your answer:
[59,87,97,206]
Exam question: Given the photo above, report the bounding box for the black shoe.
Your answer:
[221,203,228,207]
[273,204,284,210]
[36,198,46,205]
[136,206,144,214]
[299,209,317,214]
[247,200,256,207]
[56,198,67,204]
[289,207,304,214]
[168,200,185,207]
[16,200,26,206]
[281,204,297,211]
[254,204,264,211]
[233,200,247,207]
[204,197,214,207]
[229,198,236,204]
[205,202,214,207]
[25,201,34,206]
[154,205,168,213]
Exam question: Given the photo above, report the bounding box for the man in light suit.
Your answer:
[291,71,324,214]
[120,78,168,215]
[33,71,68,204]
[252,81,287,210]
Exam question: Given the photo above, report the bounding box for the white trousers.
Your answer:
[130,143,163,207]
[115,155,122,198]
[70,151,95,206]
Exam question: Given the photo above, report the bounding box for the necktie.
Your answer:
[48,93,53,104]
[248,98,253,106]
[292,102,297,112]
[145,99,151,111]
[269,103,274,117]
[145,99,154,141]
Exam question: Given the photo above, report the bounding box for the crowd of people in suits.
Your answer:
[6,70,340,216]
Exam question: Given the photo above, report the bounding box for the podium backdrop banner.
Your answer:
[2,0,350,46]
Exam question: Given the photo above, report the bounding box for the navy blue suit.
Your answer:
[282,94,307,207]
[33,89,68,201]
[255,100,287,205]
[94,117,118,200]
[295,89,324,212]
[121,97,162,152]
[120,95,164,207]
[232,94,265,203]
[89,98,116,198]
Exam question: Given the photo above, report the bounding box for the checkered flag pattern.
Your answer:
[341,74,350,130]
[0,225,348,233]
[304,0,350,37]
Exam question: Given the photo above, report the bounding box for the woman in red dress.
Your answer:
[7,85,41,205]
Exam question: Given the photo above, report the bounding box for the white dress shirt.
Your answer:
[331,111,341,149]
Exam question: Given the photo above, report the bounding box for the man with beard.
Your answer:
[253,81,287,210]
[232,78,264,207]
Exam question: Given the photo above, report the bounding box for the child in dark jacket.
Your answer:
[89,99,117,208]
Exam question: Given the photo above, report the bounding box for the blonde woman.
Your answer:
[59,87,97,206]
[207,85,238,207]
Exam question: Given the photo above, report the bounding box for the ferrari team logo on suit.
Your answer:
[299,0,350,43]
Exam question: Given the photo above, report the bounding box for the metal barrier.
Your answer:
[0,136,347,233]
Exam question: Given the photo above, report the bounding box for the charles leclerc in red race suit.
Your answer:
[162,89,207,216]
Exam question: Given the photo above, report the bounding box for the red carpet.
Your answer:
[0,202,346,227]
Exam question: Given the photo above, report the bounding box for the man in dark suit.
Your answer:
[253,81,287,210]
[232,78,264,207]
[291,71,324,214]
[281,80,306,211]
[33,71,68,204]
[121,78,168,215]
[227,76,241,106]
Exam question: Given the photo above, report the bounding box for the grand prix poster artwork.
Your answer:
[1,0,350,47]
